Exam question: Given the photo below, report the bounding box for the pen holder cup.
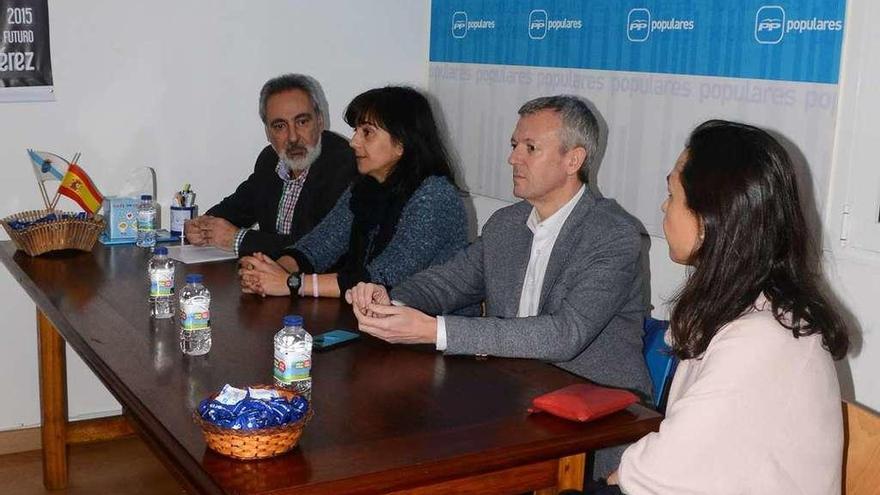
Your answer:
[170,206,197,237]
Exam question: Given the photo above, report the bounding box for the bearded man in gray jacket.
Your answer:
[347,95,651,477]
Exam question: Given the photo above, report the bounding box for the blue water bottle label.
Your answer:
[150,270,174,297]
[137,212,155,233]
[180,296,209,331]
[273,350,310,385]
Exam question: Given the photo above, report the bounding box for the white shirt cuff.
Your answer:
[391,299,444,351]
[435,316,447,351]
[233,228,250,256]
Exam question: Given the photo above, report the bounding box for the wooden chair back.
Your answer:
[843,401,880,494]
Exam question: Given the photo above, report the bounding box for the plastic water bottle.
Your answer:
[136,194,157,248]
[148,246,175,319]
[273,315,312,399]
[179,274,211,355]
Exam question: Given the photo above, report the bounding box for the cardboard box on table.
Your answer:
[102,196,138,240]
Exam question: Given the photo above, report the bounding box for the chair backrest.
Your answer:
[642,317,677,412]
[843,400,880,494]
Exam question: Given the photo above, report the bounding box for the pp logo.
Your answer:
[627,8,651,42]
[755,6,785,44]
[529,9,548,40]
[452,11,468,39]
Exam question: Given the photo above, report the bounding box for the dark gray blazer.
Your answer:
[391,188,652,400]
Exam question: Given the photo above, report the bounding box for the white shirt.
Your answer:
[435,186,585,350]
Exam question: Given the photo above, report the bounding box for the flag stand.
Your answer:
[36,180,52,211]
[48,190,60,210]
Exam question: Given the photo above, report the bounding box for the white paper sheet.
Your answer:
[166,245,236,264]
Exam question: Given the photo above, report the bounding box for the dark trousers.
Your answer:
[560,480,624,495]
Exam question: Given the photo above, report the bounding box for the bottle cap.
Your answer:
[154,246,168,255]
[141,194,152,201]
[283,315,303,327]
[186,274,203,284]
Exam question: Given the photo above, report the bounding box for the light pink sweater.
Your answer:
[619,298,843,494]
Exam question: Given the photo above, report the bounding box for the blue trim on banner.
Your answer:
[430,0,846,84]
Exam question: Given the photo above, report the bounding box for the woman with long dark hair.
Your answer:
[607,120,849,494]
[238,86,467,298]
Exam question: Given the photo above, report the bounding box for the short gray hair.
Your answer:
[258,73,328,127]
[518,95,599,183]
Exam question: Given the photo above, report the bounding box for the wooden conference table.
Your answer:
[0,241,661,494]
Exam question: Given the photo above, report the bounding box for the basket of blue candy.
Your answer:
[1,209,104,256]
[194,384,311,460]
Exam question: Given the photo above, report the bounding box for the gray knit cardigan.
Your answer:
[287,175,468,289]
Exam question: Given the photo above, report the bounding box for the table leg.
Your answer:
[534,453,586,495]
[37,309,68,490]
[557,453,586,491]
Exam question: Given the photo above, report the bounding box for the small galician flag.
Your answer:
[58,162,104,214]
[27,149,69,183]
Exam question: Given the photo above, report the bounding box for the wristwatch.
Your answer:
[286,272,302,296]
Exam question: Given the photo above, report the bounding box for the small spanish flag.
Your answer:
[58,163,104,214]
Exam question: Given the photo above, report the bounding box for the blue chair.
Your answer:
[643,317,677,412]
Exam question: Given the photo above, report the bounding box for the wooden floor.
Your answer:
[0,437,182,494]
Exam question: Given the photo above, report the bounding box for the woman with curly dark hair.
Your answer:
[606,120,849,494]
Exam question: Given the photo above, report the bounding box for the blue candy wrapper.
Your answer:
[198,385,309,430]
[267,398,293,423]
[213,418,235,429]
[7,212,89,231]
[232,410,268,430]
[198,400,236,423]
[290,396,309,415]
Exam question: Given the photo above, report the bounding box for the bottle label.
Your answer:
[273,349,311,385]
[137,211,155,233]
[180,295,210,331]
[150,269,174,297]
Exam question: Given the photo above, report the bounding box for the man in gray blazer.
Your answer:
[347,96,651,474]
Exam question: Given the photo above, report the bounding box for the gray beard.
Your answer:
[282,136,322,173]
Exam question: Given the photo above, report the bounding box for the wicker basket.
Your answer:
[194,385,313,460]
[1,209,104,256]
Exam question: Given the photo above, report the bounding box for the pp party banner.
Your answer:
[429,0,846,238]
[0,0,53,102]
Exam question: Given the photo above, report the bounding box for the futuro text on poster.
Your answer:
[0,0,53,102]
